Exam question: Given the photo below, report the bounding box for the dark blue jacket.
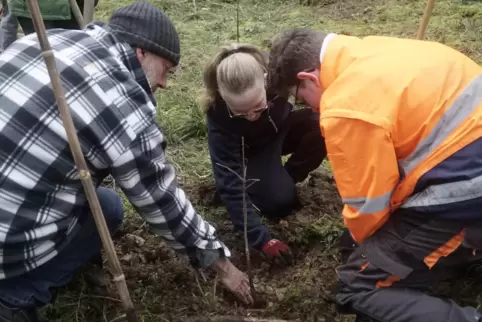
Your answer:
[206,93,292,249]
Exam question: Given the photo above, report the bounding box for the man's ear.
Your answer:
[297,70,320,86]
[135,48,146,63]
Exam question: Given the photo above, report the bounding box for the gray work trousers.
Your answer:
[0,0,18,51]
[336,208,482,322]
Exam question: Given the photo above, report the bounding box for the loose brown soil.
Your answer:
[41,169,353,321]
[41,168,482,322]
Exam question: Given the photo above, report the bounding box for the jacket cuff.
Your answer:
[191,244,230,269]
[251,226,272,251]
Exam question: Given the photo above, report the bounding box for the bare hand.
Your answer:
[210,258,254,305]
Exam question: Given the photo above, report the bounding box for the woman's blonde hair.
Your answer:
[200,43,267,113]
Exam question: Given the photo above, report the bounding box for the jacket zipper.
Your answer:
[241,111,278,191]
[267,110,278,133]
[242,110,278,150]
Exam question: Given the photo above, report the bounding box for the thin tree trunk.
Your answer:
[241,136,256,300]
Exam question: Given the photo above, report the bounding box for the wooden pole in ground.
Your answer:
[25,0,138,321]
[68,0,85,28]
[83,0,95,25]
[417,0,435,40]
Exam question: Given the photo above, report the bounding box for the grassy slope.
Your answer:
[130,0,482,192]
[36,0,482,321]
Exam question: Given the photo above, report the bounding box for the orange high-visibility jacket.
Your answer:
[319,35,482,244]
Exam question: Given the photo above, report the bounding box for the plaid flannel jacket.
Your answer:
[0,21,230,279]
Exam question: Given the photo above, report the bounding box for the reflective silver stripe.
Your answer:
[343,189,392,214]
[399,74,482,177]
[401,173,482,208]
[400,74,482,208]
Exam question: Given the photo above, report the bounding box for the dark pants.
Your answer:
[0,0,18,50]
[246,108,326,216]
[336,209,482,322]
[0,187,124,320]
[16,16,80,36]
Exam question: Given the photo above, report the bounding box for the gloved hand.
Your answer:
[262,239,293,265]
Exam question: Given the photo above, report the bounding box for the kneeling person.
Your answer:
[0,3,253,321]
[201,43,327,263]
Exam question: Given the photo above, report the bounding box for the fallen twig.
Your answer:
[182,316,297,322]
[63,295,121,303]
[213,272,218,304]
[193,269,206,297]
[109,314,126,322]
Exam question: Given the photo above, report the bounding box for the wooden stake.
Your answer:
[68,0,85,28]
[25,0,137,321]
[83,0,95,25]
[417,0,435,40]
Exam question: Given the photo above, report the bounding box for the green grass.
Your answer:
[101,0,482,147]
[35,0,482,320]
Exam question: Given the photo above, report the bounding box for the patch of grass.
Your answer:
[35,0,482,321]
[141,0,482,145]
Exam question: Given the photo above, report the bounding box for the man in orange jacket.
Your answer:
[267,28,482,322]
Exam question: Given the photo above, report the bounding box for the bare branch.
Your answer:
[192,269,206,297]
[215,162,244,181]
[245,179,260,190]
[109,314,127,322]
[215,139,260,302]
[183,317,297,322]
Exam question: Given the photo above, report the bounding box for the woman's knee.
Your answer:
[250,183,297,216]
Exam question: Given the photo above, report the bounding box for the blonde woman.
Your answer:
[201,43,327,264]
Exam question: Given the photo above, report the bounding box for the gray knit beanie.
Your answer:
[108,1,181,66]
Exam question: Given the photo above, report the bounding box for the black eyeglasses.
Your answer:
[226,94,279,119]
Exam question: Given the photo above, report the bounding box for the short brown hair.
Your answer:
[267,28,327,97]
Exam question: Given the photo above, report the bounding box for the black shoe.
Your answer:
[0,300,38,322]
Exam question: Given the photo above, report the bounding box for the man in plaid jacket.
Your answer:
[0,2,253,321]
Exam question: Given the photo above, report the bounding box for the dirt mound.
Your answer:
[183,168,349,321]
[41,169,352,322]
[106,168,350,322]
[40,169,482,322]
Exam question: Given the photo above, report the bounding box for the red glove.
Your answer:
[262,239,293,265]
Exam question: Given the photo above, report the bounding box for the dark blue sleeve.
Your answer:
[207,120,271,250]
